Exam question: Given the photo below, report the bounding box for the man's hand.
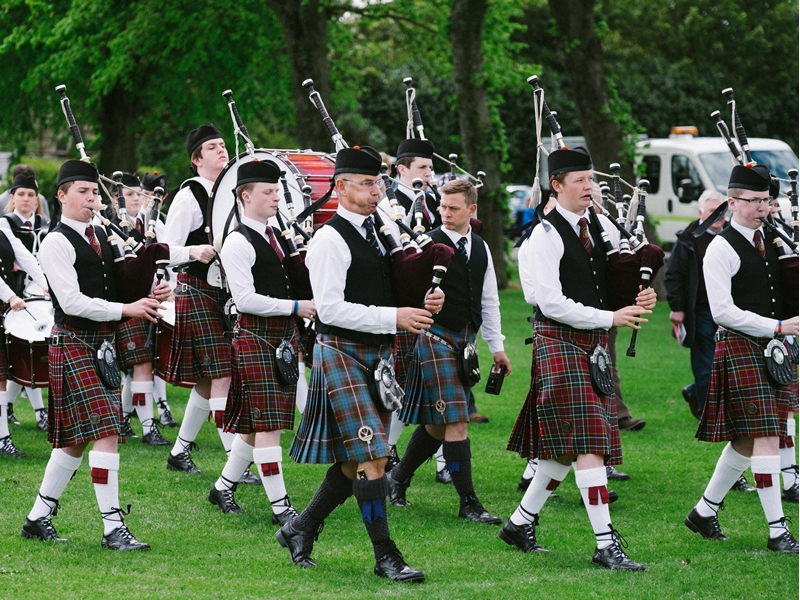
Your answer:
[397,307,434,334]
[423,288,445,315]
[122,297,164,323]
[612,305,652,330]
[492,351,512,376]
[152,281,172,302]
[296,300,316,320]
[781,316,799,336]
[189,244,217,264]
[9,295,26,311]
[636,287,657,310]
[669,311,685,326]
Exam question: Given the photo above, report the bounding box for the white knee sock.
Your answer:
[25,387,45,412]
[121,373,133,415]
[131,381,156,434]
[511,459,571,525]
[522,458,538,481]
[89,451,122,535]
[216,435,253,491]
[253,445,290,514]
[575,466,614,549]
[695,443,750,517]
[6,380,21,403]
[751,455,786,538]
[153,376,168,407]
[209,396,234,453]
[170,387,210,456]
[28,449,83,520]
[435,444,446,473]
[0,392,10,439]
[295,360,308,415]
[388,411,404,447]
[781,418,797,490]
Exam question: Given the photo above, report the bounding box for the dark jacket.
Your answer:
[665,218,709,348]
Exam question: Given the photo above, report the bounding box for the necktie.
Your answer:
[457,236,469,262]
[85,225,102,258]
[753,230,766,259]
[266,227,285,261]
[24,220,33,239]
[136,217,143,234]
[578,218,593,255]
[363,218,381,256]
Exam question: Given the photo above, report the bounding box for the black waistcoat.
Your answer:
[239,224,293,301]
[180,180,212,281]
[0,231,18,291]
[429,228,488,332]
[3,214,46,253]
[394,188,441,230]
[314,214,395,347]
[719,225,784,319]
[50,223,118,330]
[535,209,609,321]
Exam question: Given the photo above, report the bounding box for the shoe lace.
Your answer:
[701,495,724,514]
[218,475,239,494]
[598,525,628,550]
[38,493,62,517]
[101,504,132,528]
[271,494,295,511]
[178,438,199,454]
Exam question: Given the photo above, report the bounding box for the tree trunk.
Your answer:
[267,0,335,152]
[99,85,138,176]
[450,0,508,289]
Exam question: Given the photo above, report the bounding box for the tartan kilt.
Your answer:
[0,303,9,380]
[225,314,299,434]
[48,324,122,448]
[116,316,153,370]
[532,320,622,465]
[507,338,537,458]
[290,333,393,465]
[697,329,796,442]
[399,323,472,426]
[393,329,417,388]
[165,273,230,382]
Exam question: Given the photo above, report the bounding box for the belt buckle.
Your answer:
[49,333,60,347]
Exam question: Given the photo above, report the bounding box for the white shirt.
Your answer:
[438,226,505,353]
[136,207,191,265]
[0,226,47,303]
[220,215,296,317]
[397,181,435,227]
[703,219,788,337]
[306,205,398,335]
[528,203,621,330]
[162,176,213,249]
[38,216,124,322]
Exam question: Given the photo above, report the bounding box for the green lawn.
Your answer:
[1,291,797,599]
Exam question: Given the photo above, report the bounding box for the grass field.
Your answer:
[1,291,797,599]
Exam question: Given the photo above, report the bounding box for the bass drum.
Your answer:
[4,297,54,387]
[208,149,337,244]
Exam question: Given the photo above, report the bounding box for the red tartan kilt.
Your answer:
[47,324,122,448]
[225,314,298,434]
[533,320,622,465]
[0,309,8,380]
[698,329,795,442]
[507,341,537,458]
[116,316,153,370]
[165,273,230,383]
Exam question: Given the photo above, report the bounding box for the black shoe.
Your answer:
[684,507,728,540]
[606,465,630,481]
[121,414,138,439]
[0,435,26,457]
[617,416,646,431]
[21,517,66,542]
[592,540,646,571]
[517,475,532,491]
[730,475,756,492]
[35,409,49,432]
[499,519,549,552]
[239,468,261,485]
[142,425,171,446]
[782,482,799,503]
[272,505,298,527]
[580,489,618,506]
[374,544,425,583]
[767,529,799,554]
[208,484,242,514]
[435,468,452,485]
[101,524,151,551]
[275,518,319,568]
[7,404,20,425]
[682,386,700,419]
[387,468,411,507]
[156,399,177,428]
[385,445,400,473]
[458,495,502,525]
[167,450,202,474]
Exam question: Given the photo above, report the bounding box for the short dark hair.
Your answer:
[189,145,204,176]
[440,179,477,205]
[395,156,416,170]
[57,181,74,195]
[235,182,257,200]
[548,172,568,197]
[12,164,35,177]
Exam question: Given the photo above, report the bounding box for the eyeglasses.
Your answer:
[341,178,385,190]
[730,196,770,205]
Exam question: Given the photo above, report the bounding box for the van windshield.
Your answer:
[699,150,799,194]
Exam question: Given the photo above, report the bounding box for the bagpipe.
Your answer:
[710,88,798,318]
[55,85,170,304]
[526,76,665,357]
[301,78,455,308]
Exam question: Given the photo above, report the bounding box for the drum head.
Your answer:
[208,149,336,246]
[4,297,55,342]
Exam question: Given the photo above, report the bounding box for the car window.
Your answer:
[641,155,660,194]
[672,154,702,200]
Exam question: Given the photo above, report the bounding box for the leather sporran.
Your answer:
[589,345,614,396]
[370,357,404,413]
[96,340,122,390]
[222,297,238,332]
[456,341,481,388]
[275,339,299,386]
[764,338,793,387]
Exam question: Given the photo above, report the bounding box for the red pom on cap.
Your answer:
[353,145,360,150]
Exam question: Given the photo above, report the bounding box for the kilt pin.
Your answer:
[115,316,152,370]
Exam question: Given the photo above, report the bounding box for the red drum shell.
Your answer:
[4,297,54,387]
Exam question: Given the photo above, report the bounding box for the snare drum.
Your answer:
[154,300,194,388]
[4,297,54,387]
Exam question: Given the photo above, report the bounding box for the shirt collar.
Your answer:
[554,202,589,228]
[240,215,271,239]
[336,205,375,230]
[14,210,34,223]
[730,218,764,240]
[440,225,472,245]
[60,215,93,236]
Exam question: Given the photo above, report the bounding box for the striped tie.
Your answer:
[457,236,469,263]
[85,226,102,258]
[266,227,285,261]
[578,218,593,255]
[363,218,381,256]
[753,230,766,259]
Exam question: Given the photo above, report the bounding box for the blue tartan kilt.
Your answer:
[289,334,393,465]
[399,322,472,426]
